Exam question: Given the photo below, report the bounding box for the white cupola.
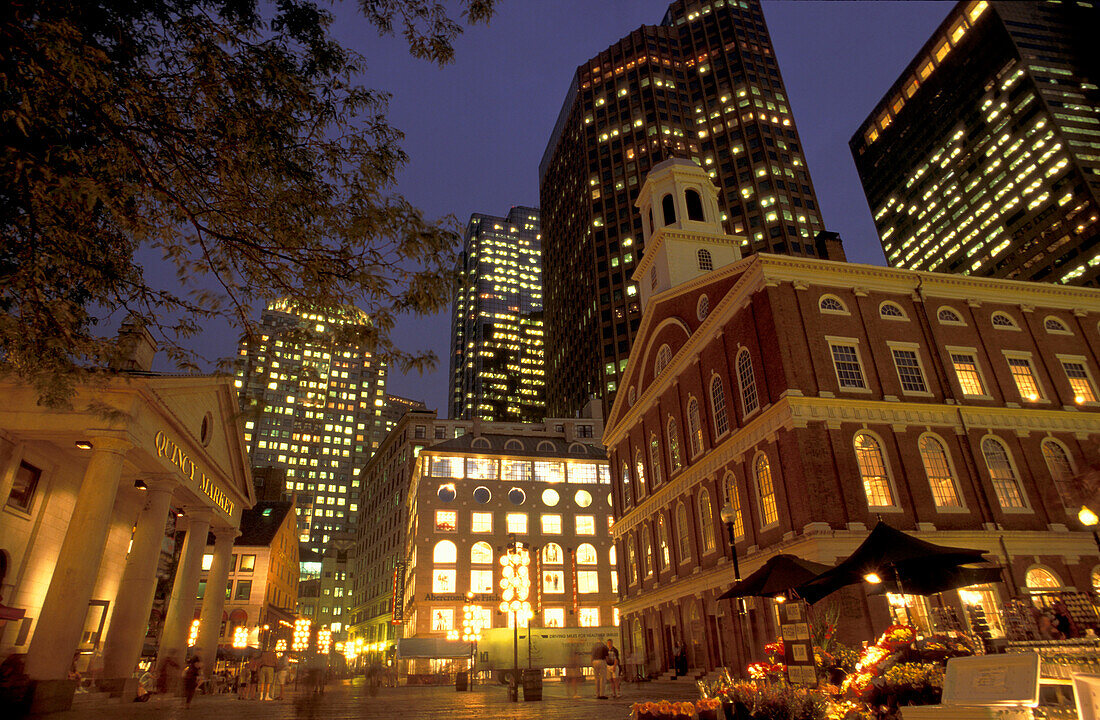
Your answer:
[632,157,743,310]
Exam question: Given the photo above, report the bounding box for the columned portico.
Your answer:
[100,477,176,680]
[157,508,213,665]
[25,435,133,680]
[197,527,238,671]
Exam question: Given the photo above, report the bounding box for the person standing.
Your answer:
[274,653,289,699]
[257,647,277,700]
[605,639,622,698]
[590,640,609,699]
[182,656,203,709]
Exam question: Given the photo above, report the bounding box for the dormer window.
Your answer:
[685,189,705,221]
[661,194,676,225]
[697,249,713,271]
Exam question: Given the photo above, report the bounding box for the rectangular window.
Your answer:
[541,514,562,534]
[470,569,494,594]
[830,342,867,389]
[196,581,206,600]
[234,580,252,600]
[950,353,987,396]
[431,608,454,631]
[542,570,565,594]
[239,555,256,572]
[567,463,599,484]
[201,554,213,571]
[534,461,565,483]
[577,570,600,594]
[1006,356,1042,401]
[471,511,492,533]
[430,456,463,478]
[466,458,499,480]
[502,459,532,482]
[432,569,456,593]
[578,608,601,627]
[575,515,596,535]
[435,510,457,532]
[1061,359,1097,403]
[610,570,619,594]
[891,348,928,393]
[7,461,41,512]
[543,608,565,627]
[506,513,528,534]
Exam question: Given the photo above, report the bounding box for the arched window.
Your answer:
[697,295,710,320]
[1025,567,1062,590]
[471,541,493,564]
[1044,316,1070,333]
[879,302,906,319]
[542,543,563,564]
[819,295,847,313]
[991,312,1017,329]
[661,193,676,225]
[685,188,705,221]
[687,398,704,457]
[675,503,692,563]
[937,307,963,324]
[655,344,672,376]
[755,454,779,527]
[627,538,638,585]
[711,376,730,436]
[698,489,716,554]
[657,513,671,568]
[634,451,647,496]
[649,434,663,487]
[433,540,457,564]
[981,437,1026,509]
[642,529,654,577]
[723,473,745,540]
[667,417,683,472]
[608,545,616,566]
[621,464,632,507]
[577,543,598,564]
[919,435,961,507]
[1041,439,1076,508]
[737,349,759,415]
[854,432,896,507]
[697,249,713,271]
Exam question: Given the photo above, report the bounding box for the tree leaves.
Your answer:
[0,0,496,406]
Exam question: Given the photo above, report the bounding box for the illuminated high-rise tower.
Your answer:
[236,300,388,554]
[448,207,545,422]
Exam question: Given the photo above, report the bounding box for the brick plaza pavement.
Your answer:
[51,678,700,720]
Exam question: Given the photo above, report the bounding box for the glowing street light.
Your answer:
[188,619,201,647]
[275,639,287,653]
[232,626,249,649]
[864,572,883,585]
[292,618,311,652]
[498,543,531,702]
[317,627,332,655]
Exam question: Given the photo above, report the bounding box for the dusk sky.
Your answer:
[182,1,955,413]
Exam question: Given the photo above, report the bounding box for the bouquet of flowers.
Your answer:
[632,700,696,720]
[877,625,915,652]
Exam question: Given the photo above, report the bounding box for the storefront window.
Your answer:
[958,584,1005,638]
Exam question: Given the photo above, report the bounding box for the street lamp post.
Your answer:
[719,503,753,672]
[1079,505,1100,553]
[499,542,532,702]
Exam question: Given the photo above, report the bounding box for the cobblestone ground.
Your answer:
[55,678,701,720]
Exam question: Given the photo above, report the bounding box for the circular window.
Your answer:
[607,493,613,507]
[473,486,491,504]
[200,412,213,447]
[508,487,526,505]
[574,490,593,508]
[542,489,560,506]
[437,484,456,502]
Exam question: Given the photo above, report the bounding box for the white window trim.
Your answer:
[736,347,762,419]
[937,306,966,326]
[825,335,872,394]
[1001,350,1048,404]
[752,451,780,532]
[709,373,731,442]
[878,301,909,321]
[1043,315,1072,335]
[818,294,849,315]
[686,395,705,461]
[979,434,1033,514]
[990,312,1020,331]
[886,340,933,398]
[1055,353,1099,406]
[852,430,903,512]
[945,345,993,400]
[917,432,968,512]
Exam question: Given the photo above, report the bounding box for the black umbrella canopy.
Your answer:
[797,522,989,603]
[869,564,1004,596]
[717,554,833,599]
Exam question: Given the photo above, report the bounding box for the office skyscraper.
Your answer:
[236,299,389,554]
[448,206,546,422]
[540,0,831,417]
[851,0,1100,286]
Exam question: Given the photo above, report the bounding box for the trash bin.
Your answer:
[455,671,468,692]
[521,669,542,701]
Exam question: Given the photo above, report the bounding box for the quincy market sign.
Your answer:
[154,431,235,516]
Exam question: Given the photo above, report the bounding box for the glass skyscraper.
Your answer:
[448,206,545,422]
[851,0,1100,286]
[236,299,389,554]
[540,0,831,418]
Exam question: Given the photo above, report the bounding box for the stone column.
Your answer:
[100,477,175,680]
[157,508,213,666]
[197,526,238,672]
[25,436,132,680]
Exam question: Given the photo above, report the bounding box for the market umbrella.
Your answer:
[796,521,989,603]
[717,554,833,599]
[868,564,1004,596]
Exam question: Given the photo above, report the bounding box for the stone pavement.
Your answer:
[51,678,701,720]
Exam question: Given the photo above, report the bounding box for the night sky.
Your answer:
[176,1,955,413]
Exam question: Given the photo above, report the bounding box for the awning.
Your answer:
[395,637,473,659]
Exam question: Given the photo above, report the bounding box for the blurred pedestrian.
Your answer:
[606,639,621,698]
[183,656,203,709]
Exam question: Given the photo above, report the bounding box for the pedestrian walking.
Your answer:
[258,647,277,700]
[275,653,289,699]
[605,639,622,698]
[182,656,203,709]
[590,640,609,699]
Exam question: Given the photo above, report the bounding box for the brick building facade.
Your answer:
[604,158,1100,677]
